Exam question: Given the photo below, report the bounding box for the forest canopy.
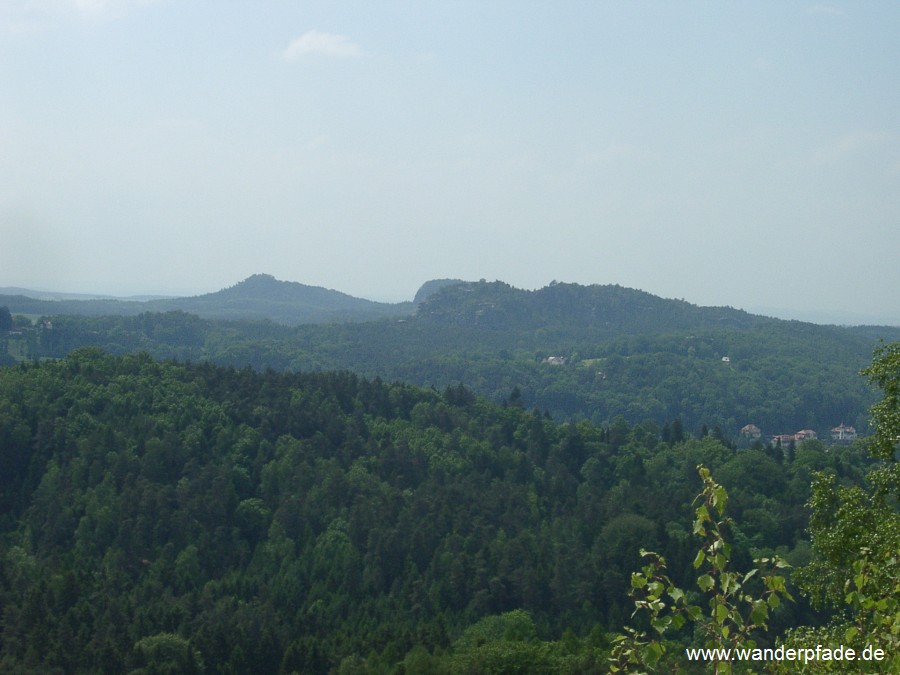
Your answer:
[0,348,889,672]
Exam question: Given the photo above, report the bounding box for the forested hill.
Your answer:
[415,280,763,335]
[165,274,412,324]
[11,279,900,437]
[0,350,872,672]
[0,274,412,325]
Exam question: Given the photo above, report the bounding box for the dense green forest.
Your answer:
[6,280,899,438]
[3,281,899,671]
[0,349,891,672]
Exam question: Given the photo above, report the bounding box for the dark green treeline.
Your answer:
[0,350,869,672]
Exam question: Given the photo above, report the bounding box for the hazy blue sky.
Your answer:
[2,1,899,323]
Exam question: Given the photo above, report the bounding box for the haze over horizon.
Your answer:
[2,1,899,324]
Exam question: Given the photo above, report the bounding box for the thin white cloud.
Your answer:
[0,0,156,31]
[21,0,156,13]
[282,31,364,61]
[67,0,159,16]
[806,4,845,16]
[0,1,44,33]
[70,0,111,11]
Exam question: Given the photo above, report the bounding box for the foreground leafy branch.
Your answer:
[781,342,900,673]
[611,465,792,673]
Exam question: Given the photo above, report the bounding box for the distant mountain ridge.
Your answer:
[170,274,412,323]
[0,275,769,331]
[204,274,370,307]
[414,280,766,337]
[8,276,900,434]
[0,274,415,325]
[0,287,172,302]
[1,274,895,329]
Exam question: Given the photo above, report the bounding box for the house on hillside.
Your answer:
[544,356,567,366]
[771,434,796,447]
[830,423,857,442]
[771,429,817,447]
[740,424,762,439]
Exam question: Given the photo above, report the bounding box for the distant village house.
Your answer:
[830,423,857,442]
[771,429,817,446]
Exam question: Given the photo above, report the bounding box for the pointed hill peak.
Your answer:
[210,274,353,303]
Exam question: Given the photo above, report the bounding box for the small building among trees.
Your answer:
[830,423,857,442]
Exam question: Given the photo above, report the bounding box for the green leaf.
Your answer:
[715,602,729,624]
[719,573,731,595]
[713,485,728,515]
[697,574,715,592]
[695,504,710,523]
[693,550,706,569]
[646,641,664,667]
[751,600,768,625]
[651,616,671,635]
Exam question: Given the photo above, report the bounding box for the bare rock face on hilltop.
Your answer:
[412,279,467,306]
